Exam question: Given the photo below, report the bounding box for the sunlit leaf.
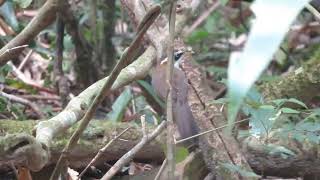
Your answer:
[227,0,311,133]
[5,79,37,94]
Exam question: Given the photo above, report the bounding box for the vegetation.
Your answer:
[0,0,320,179]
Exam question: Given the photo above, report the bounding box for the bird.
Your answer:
[151,48,199,146]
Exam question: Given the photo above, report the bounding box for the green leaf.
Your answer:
[221,163,260,178]
[107,88,132,122]
[10,103,26,120]
[286,98,308,109]
[219,0,229,6]
[135,95,160,124]
[227,0,311,133]
[204,14,218,32]
[161,146,189,164]
[267,144,296,158]
[187,29,209,43]
[272,98,307,109]
[305,132,319,144]
[0,97,8,112]
[63,34,75,51]
[0,64,12,76]
[280,107,300,114]
[137,80,165,109]
[175,147,189,163]
[5,79,37,94]
[206,65,227,73]
[0,1,19,31]
[293,132,305,142]
[0,74,4,83]
[249,105,276,136]
[42,105,57,117]
[296,122,320,132]
[13,0,33,8]
[259,105,275,110]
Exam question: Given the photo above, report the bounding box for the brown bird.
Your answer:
[151,49,199,145]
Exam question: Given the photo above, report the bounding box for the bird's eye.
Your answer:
[174,51,184,61]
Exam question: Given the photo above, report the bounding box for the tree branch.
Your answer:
[0,0,58,66]
[101,121,166,180]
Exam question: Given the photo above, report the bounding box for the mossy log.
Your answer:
[0,120,165,171]
[261,49,320,103]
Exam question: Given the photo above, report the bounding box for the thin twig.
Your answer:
[49,6,161,180]
[184,1,220,36]
[0,91,45,119]
[78,127,132,179]
[0,45,28,57]
[7,61,56,94]
[54,12,69,107]
[20,94,60,101]
[18,49,33,70]
[130,87,137,114]
[166,1,177,179]
[306,3,320,20]
[175,118,249,144]
[154,159,167,180]
[101,121,167,180]
[141,115,147,136]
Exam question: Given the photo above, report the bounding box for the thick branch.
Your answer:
[36,46,156,149]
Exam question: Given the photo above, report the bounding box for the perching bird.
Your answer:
[151,48,199,146]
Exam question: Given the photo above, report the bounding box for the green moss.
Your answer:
[0,120,37,136]
[260,45,320,102]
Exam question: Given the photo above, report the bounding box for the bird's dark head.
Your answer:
[174,50,184,61]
